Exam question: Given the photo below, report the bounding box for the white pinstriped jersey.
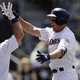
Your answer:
[39,27,77,70]
[0,35,18,80]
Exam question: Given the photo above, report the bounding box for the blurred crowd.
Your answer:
[0,0,80,80]
[9,56,52,80]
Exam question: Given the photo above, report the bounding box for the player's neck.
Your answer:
[53,24,66,32]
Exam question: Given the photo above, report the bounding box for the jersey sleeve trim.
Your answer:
[39,27,49,41]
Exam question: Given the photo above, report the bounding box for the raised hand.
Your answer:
[0,2,15,20]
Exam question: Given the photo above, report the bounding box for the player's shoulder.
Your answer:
[63,27,76,41]
[0,35,16,47]
[64,27,75,37]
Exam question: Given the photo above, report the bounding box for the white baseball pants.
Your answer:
[52,67,78,80]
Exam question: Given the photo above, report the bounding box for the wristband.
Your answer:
[11,18,18,23]
[47,54,50,60]
[59,47,67,59]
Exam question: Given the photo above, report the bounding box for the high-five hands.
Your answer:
[0,2,18,23]
[0,2,15,20]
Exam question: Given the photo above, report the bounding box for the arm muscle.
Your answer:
[19,17,41,37]
[12,21,24,42]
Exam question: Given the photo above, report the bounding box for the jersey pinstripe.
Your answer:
[0,35,18,80]
[52,68,78,80]
[39,26,78,80]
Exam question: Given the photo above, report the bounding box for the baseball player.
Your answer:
[0,2,24,80]
[9,3,78,80]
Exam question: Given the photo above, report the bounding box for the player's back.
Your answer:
[0,35,18,80]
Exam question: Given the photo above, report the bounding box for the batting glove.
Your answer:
[0,2,17,23]
[36,51,50,64]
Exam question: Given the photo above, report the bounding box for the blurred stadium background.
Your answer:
[0,0,80,80]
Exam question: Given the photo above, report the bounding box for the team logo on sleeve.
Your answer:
[49,38,60,45]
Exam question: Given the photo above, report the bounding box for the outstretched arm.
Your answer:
[12,21,24,42]
[19,17,41,37]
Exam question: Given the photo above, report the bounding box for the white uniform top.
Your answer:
[0,35,18,80]
[39,27,77,70]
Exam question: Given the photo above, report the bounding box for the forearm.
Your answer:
[49,48,62,59]
[36,47,67,63]
[12,21,24,42]
[19,17,41,37]
[19,17,34,32]
[36,49,62,64]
